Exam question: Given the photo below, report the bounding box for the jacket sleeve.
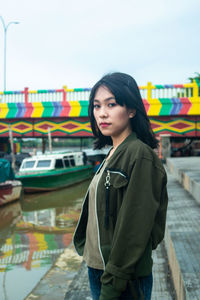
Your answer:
[100,156,168,298]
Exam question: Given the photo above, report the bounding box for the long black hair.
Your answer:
[89,72,158,149]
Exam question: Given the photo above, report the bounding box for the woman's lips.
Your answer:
[100,123,111,128]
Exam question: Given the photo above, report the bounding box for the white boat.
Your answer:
[16,151,93,193]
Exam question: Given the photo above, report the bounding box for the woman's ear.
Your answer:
[129,109,136,118]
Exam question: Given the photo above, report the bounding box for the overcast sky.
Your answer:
[0,0,200,91]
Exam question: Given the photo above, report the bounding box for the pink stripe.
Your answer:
[60,101,71,117]
[179,98,192,114]
[143,99,150,114]
[56,89,64,92]
[174,84,184,88]
[24,103,34,118]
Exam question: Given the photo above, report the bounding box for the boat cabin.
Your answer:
[19,152,85,173]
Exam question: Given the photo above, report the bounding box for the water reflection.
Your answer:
[0,179,90,300]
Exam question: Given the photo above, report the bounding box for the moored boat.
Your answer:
[0,159,22,206]
[0,180,22,206]
[16,151,93,193]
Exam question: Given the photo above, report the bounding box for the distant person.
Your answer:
[73,72,168,300]
[83,151,88,165]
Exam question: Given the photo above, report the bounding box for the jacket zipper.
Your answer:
[95,162,106,270]
[106,169,128,179]
[104,170,111,229]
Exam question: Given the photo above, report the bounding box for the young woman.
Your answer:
[73,72,168,300]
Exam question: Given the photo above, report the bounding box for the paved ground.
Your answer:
[26,240,176,300]
[63,241,176,300]
[167,157,200,204]
[165,158,200,300]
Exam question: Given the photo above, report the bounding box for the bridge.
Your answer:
[0,80,200,139]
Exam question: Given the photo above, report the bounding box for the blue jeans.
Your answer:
[88,267,153,300]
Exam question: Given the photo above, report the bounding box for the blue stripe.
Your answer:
[47,89,56,93]
[52,102,63,117]
[170,98,182,115]
[164,85,174,88]
[16,103,26,117]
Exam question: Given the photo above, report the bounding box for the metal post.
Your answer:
[8,124,16,173]
[42,137,46,154]
[4,26,6,91]
[0,16,19,91]
[48,127,52,153]
[160,134,171,163]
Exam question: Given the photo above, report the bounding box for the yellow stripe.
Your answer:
[188,98,200,115]
[69,101,81,116]
[197,121,200,131]
[31,102,44,118]
[139,85,147,90]
[32,262,41,268]
[34,121,59,133]
[34,233,48,250]
[0,104,9,118]
[29,90,37,94]
[147,99,162,116]
[60,121,91,133]
[183,83,194,88]
[1,238,12,258]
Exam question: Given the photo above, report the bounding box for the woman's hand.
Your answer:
[100,283,121,300]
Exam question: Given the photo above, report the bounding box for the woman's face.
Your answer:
[93,86,134,140]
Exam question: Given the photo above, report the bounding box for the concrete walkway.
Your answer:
[26,240,175,300]
[25,157,200,300]
[165,157,200,300]
[167,157,200,204]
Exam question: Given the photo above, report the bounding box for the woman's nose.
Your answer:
[99,106,108,117]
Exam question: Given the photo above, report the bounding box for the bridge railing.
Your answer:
[0,81,199,103]
[0,87,92,103]
[139,80,199,99]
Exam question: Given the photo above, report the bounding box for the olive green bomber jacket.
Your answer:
[73,132,168,298]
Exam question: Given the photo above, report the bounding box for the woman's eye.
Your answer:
[94,104,100,109]
[108,103,116,108]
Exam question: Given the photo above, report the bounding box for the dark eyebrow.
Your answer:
[93,97,116,103]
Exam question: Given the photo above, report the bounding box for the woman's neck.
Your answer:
[111,130,132,149]
[106,131,132,161]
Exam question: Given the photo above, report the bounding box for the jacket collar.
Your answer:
[106,132,138,161]
[116,132,137,152]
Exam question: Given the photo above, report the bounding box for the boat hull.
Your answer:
[0,180,22,206]
[16,165,93,193]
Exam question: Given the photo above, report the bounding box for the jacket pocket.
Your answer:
[105,168,129,189]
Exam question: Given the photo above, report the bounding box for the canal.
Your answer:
[0,179,90,300]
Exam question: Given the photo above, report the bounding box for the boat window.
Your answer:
[55,159,64,168]
[64,159,70,167]
[36,160,51,168]
[22,160,35,169]
[69,156,75,166]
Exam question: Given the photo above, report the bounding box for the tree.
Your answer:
[188,72,200,82]
[188,72,200,97]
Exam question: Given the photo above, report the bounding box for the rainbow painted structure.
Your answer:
[0,81,200,137]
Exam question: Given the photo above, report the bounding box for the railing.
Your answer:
[0,87,91,103]
[0,80,199,103]
[139,80,200,99]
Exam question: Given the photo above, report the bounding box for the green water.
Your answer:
[0,179,90,300]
